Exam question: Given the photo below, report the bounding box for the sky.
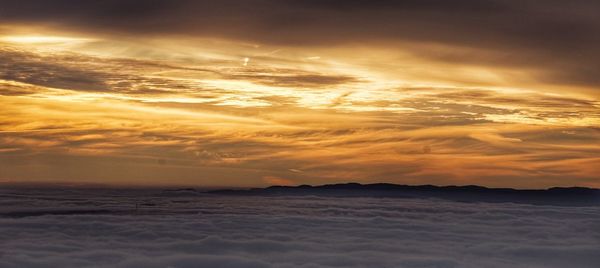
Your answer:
[0,0,599,188]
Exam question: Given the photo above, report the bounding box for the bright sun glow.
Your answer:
[0,35,92,44]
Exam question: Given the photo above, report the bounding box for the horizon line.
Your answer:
[1,181,597,191]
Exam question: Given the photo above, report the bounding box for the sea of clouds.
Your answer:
[1,188,599,268]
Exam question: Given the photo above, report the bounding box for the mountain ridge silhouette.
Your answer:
[207,183,600,206]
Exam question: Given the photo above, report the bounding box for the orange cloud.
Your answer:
[262,176,294,186]
[1,28,599,189]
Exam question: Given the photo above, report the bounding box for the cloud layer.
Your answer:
[1,2,600,187]
[1,189,599,268]
[0,39,599,188]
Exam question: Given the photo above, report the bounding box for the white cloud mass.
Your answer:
[0,188,599,268]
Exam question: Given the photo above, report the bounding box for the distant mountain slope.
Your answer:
[208,183,600,206]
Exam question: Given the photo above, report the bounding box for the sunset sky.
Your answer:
[0,0,599,188]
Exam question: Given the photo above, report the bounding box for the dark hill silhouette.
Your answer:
[208,183,600,206]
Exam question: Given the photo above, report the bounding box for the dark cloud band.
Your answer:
[1,0,599,88]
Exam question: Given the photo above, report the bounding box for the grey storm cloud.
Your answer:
[0,46,358,94]
[0,48,109,91]
[1,188,600,268]
[1,0,599,88]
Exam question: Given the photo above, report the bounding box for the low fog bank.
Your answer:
[1,188,599,268]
